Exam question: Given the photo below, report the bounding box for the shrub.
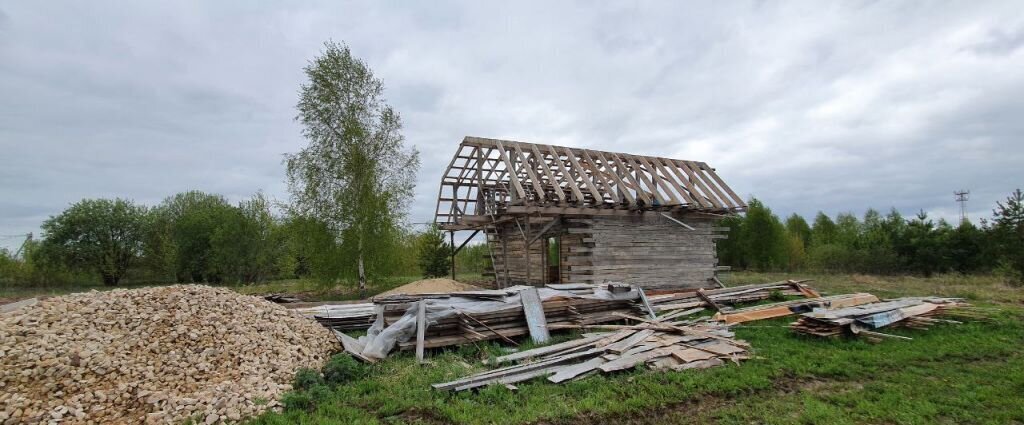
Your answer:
[322,354,368,386]
[292,368,323,391]
[280,391,313,411]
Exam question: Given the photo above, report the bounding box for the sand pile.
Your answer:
[0,285,337,424]
[376,278,482,297]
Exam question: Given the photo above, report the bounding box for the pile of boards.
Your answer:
[307,280,819,334]
[791,297,970,340]
[434,321,748,391]
[327,280,822,360]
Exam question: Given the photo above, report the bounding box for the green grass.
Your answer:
[249,272,1024,425]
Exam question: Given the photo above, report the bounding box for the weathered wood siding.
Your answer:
[487,213,723,289]
[563,214,722,289]
[489,221,548,285]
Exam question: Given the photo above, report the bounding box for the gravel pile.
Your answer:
[0,285,338,424]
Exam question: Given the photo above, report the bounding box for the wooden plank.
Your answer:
[624,154,669,205]
[608,153,653,205]
[591,150,637,206]
[700,162,746,208]
[529,143,566,202]
[671,347,717,363]
[604,329,655,354]
[563,146,604,203]
[636,155,681,205]
[548,356,607,383]
[649,157,696,206]
[493,140,527,200]
[598,346,675,372]
[545,144,585,202]
[688,162,733,210]
[674,160,725,209]
[637,287,657,320]
[520,287,550,343]
[416,301,428,363]
[512,143,546,202]
[579,149,618,204]
[487,333,608,364]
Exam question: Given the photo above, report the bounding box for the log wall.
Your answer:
[488,212,724,289]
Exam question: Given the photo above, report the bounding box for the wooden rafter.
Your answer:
[436,136,746,229]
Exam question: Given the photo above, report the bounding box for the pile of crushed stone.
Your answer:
[0,285,337,424]
[376,278,482,297]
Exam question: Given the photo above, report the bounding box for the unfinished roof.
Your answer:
[435,136,746,229]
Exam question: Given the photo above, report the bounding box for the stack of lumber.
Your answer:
[711,293,879,324]
[433,320,748,391]
[645,279,819,313]
[296,302,377,331]
[304,280,820,334]
[790,297,970,340]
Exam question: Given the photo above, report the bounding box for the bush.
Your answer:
[292,368,323,391]
[322,354,368,386]
[280,391,313,411]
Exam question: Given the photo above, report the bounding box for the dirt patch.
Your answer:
[376,278,482,297]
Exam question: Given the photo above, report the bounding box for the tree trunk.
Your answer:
[357,253,366,293]
[101,272,119,286]
[357,226,366,295]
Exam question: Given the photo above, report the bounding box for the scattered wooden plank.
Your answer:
[520,287,550,344]
[415,301,428,363]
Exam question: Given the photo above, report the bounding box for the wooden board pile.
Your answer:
[711,293,880,324]
[790,297,970,340]
[312,279,819,335]
[0,285,337,424]
[433,321,748,391]
[645,280,820,314]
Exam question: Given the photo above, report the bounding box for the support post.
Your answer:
[525,215,531,285]
[450,231,456,280]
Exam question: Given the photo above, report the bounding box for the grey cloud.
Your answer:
[2,1,1023,250]
[968,27,1024,56]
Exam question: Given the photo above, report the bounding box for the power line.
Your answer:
[950,188,966,223]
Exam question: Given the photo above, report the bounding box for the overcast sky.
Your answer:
[1,1,1022,250]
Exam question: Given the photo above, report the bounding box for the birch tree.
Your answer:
[286,41,420,290]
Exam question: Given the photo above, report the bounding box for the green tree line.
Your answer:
[0,191,493,289]
[717,189,1024,284]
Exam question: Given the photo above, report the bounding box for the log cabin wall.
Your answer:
[488,213,725,289]
[562,213,722,289]
[488,219,554,286]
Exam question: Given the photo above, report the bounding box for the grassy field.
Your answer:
[250,272,1024,425]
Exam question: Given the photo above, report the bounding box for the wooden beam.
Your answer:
[527,217,560,246]
[700,162,746,208]
[635,155,681,205]
[512,143,546,202]
[608,153,654,205]
[546,144,585,202]
[563,146,604,203]
[452,229,481,256]
[530,143,567,202]
[591,150,637,206]
[579,149,618,205]
[494,140,527,200]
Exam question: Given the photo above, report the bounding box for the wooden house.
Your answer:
[434,137,746,290]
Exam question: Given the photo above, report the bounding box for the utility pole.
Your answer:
[954,190,970,224]
[13,232,32,259]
